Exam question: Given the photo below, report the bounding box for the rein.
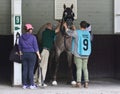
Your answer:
[59,4,74,51]
[61,19,72,51]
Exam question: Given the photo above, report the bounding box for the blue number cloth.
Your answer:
[72,30,91,56]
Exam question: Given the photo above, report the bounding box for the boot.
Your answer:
[76,82,81,88]
[72,82,81,88]
[84,82,88,88]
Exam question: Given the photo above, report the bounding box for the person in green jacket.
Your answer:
[34,22,59,87]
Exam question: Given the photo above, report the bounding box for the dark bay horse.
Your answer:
[37,4,76,85]
[50,4,76,85]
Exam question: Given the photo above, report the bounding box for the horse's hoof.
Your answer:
[71,81,76,85]
[52,81,57,86]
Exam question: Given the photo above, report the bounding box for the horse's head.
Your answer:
[62,4,75,28]
[60,4,75,34]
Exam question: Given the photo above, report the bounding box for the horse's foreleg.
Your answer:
[52,51,61,86]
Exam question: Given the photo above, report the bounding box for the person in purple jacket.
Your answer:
[19,24,41,89]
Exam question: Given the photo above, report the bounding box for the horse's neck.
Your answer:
[57,31,62,36]
[55,31,72,49]
[56,32,64,41]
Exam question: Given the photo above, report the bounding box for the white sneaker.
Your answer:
[29,85,37,89]
[22,85,28,89]
[42,83,47,87]
[52,81,57,86]
[71,81,76,85]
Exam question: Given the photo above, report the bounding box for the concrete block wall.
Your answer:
[0,0,113,35]
[22,0,114,34]
[0,0,11,35]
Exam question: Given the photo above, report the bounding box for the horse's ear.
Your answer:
[71,4,73,9]
[64,4,66,9]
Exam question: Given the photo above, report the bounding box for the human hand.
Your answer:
[36,51,41,61]
[38,57,41,63]
[38,56,41,61]
[19,51,23,55]
[63,22,68,29]
[71,25,76,30]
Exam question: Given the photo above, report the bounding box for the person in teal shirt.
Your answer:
[64,21,91,88]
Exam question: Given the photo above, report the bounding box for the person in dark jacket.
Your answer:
[19,24,41,89]
[34,22,59,87]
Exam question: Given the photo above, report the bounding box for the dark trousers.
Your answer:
[22,52,36,85]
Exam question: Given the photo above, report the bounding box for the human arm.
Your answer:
[63,22,77,38]
[33,36,41,60]
[36,51,41,60]
[55,21,60,33]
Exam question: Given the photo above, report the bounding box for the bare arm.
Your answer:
[55,21,61,33]
[36,51,41,60]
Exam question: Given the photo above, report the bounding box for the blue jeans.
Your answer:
[22,52,36,86]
